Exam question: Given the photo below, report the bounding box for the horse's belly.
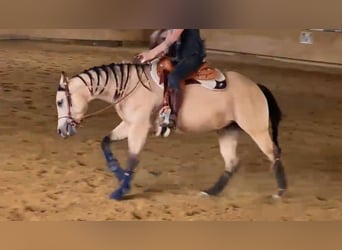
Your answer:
[178,99,232,132]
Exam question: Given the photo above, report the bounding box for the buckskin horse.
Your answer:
[55,55,287,200]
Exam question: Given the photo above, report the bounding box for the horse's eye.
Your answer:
[57,100,63,107]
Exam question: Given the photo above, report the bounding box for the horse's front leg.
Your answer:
[101,121,129,182]
[110,119,150,200]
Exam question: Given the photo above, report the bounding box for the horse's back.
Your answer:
[226,71,258,88]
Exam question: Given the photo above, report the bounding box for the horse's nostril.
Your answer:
[57,129,61,134]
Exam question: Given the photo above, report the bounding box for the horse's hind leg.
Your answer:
[202,124,240,196]
[101,121,129,182]
[248,129,287,198]
[109,119,151,200]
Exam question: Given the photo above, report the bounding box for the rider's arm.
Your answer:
[149,29,184,57]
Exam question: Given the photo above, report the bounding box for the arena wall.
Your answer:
[1,29,341,65]
[201,29,342,65]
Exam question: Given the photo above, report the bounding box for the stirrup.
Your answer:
[159,105,172,127]
[155,106,172,138]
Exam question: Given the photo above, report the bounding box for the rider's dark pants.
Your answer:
[168,53,204,90]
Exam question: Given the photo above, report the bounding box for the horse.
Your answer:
[55,57,287,200]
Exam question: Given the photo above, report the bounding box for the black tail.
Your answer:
[257,84,282,151]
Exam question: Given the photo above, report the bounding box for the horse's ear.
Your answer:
[59,71,69,87]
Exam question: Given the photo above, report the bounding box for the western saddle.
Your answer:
[156,57,218,86]
[156,56,218,104]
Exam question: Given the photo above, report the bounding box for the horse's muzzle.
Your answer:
[57,121,77,138]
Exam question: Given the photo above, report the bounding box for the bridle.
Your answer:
[57,79,81,128]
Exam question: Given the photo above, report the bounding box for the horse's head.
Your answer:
[56,72,89,138]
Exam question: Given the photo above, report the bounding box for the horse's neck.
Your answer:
[69,79,92,102]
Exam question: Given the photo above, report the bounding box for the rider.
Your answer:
[138,29,206,127]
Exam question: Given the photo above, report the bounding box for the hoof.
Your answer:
[199,191,210,197]
[109,173,132,200]
[110,184,131,200]
[110,188,126,200]
[272,194,281,199]
[272,189,286,199]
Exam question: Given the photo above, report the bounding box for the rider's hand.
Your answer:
[136,50,156,63]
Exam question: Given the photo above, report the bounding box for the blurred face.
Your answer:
[56,72,87,138]
[149,29,168,49]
